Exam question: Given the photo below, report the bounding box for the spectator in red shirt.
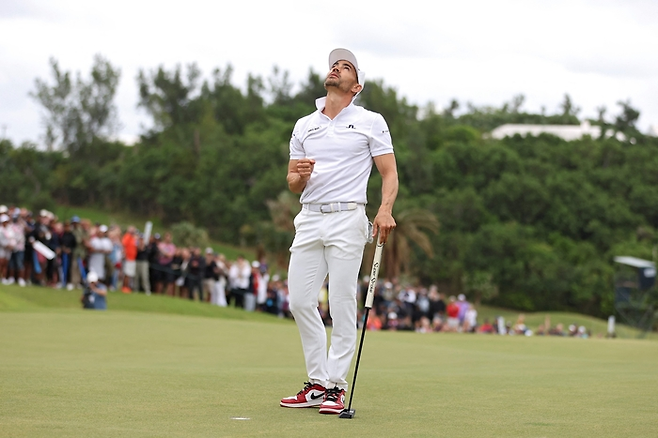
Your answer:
[121,226,137,293]
[478,318,495,334]
[446,296,460,332]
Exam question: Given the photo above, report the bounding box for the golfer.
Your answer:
[280,48,398,414]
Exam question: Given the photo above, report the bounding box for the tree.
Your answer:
[614,99,641,137]
[559,93,580,118]
[378,208,439,279]
[137,63,202,130]
[171,221,209,248]
[257,191,300,270]
[30,55,120,152]
[462,271,499,306]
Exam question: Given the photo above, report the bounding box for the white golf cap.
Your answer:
[328,48,365,91]
[99,225,108,233]
[0,205,7,214]
[0,214,9,222]
[87,271,99,283]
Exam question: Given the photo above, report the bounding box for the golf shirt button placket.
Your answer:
[327,121,335,137]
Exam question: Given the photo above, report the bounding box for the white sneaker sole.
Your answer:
[318,405,344,414]
[280,399,323,408]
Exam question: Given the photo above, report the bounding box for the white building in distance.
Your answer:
[490,121,626,142]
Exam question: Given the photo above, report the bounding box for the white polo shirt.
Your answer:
[289,97,394,205]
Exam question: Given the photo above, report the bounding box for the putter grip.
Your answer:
[364,239,384,309]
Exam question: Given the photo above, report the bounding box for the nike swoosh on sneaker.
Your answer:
[310,393,324,400]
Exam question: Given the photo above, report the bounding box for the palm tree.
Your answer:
[364,208,439,279]
[258,191,300,270]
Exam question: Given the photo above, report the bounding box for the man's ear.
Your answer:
[352,83,363,95]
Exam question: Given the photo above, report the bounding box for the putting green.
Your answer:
[1,307,657,437]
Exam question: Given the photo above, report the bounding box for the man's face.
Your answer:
[324,60,360,94]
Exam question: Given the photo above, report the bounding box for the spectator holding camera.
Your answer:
[83,271,108,310]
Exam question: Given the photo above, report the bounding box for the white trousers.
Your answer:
[288,205,368,390]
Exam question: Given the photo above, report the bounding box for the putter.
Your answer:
[339,232,385,419]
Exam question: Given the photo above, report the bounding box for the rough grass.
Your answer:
[1,285,657,437]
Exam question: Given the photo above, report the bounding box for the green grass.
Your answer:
[1,285,651,339]
[1,286,657,437]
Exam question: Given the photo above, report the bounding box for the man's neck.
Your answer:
[322,89,353,119]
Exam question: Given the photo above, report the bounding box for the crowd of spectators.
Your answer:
[0,204,291,315]
[0,203,592,336]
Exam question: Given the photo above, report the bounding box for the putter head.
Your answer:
[339,409,355,419]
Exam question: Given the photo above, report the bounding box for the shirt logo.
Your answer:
[347,124,355,129]
[308,126,320,133]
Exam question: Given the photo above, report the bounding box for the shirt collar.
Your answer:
[315,96,356,116]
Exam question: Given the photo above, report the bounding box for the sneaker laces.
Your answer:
[324,387,342,402]
[297,381,314,395]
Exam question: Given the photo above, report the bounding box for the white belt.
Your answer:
[303,202,360,213]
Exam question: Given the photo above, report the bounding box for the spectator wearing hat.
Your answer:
[83,271,108,310]
[456,293,470,327]
[228,254,251,308]
[88,225,112,284]
[121,226,138,293]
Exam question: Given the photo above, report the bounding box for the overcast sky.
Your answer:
[1,0,656,146]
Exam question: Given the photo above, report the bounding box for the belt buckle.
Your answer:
[320,203,334,213]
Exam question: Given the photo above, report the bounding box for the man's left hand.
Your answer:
[372,211,396,244]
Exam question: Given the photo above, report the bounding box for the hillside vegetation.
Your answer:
[2,56,657,319]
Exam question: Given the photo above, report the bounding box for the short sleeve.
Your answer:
[289,120,306,160]
[369,113,394,157]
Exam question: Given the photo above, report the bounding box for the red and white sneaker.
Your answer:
[280,382,326,408]
[318,387,345,414]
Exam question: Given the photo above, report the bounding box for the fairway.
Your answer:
[1,308,657,437]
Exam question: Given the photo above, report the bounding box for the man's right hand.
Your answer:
[287,158,316,193]
[296,158,315,182]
